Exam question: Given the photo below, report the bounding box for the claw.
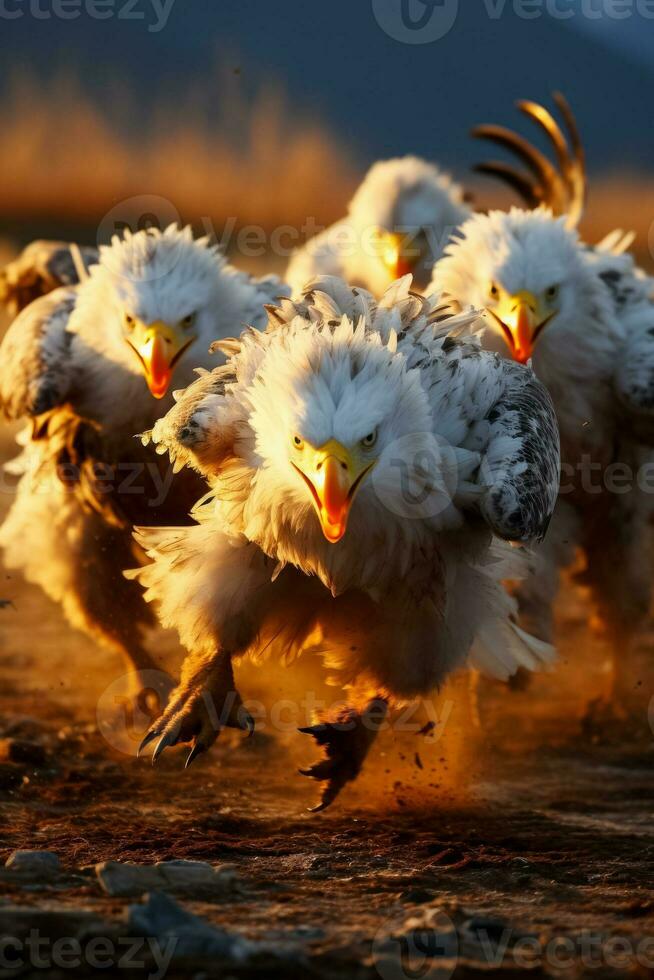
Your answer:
[298,760,334,781]
[241,711,255,737]
[185,742,206,769]
[152,729,177,764]
[137,729,160,758]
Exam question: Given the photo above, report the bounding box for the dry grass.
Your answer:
[0,70,358,233]
[0,70,653,271]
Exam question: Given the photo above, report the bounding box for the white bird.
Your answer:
[430,205,654,709]
[0,224,289,711]
[286,157,471,298]
[130,275,559,810]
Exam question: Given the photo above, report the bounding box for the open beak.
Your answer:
[377,231,421,280]
[127,319,195,399]
[292,439,376,544]
[488,291,555,365]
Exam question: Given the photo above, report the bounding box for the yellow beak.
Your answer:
[377,231,420,279]
[292,439,375,544]
[127,319,195,399]
[488,291,555,365]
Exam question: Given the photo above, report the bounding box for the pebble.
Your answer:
[5,850,61,878]
[0,738,47,766]
[96,859,240,898]
[128,891,255,960]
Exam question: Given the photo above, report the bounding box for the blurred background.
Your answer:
[0,0,653,266]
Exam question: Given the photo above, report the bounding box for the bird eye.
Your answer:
[546,285,559,302]
[124,313,135,330]
[292,435,304,450]
[489,282,500,300]
[361,430,377,449]
[181,312,196,329]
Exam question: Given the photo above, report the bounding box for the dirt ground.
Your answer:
[0,250,654,980]
[0,445,654,980]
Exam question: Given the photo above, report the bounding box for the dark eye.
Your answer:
[361,430,377,449]
[182,312,196,329]
[546,285,559,302]
[124,313,135,329]
[293,435,304,450]
[489,283,500,300]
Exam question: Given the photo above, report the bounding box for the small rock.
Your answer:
[96,862,162,897]
[5,851,60,877]
[157,859,239,891]
[96,859,240,898]
[128,891,255,960]
[400,888,434,905]
[0,738,47,766]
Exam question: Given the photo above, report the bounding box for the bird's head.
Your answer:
[77,225,226,399]
[433,209,587,363]
[246,315,430,545]
[349,157,471,288]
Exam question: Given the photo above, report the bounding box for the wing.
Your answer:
[142,357,244,481]
[613,305,654,441]
[475,358,560,542]
[420,338,560,542]
[0,240,98,316]
[0,286,77,419]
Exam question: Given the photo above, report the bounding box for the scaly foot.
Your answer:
[138,653,253,768]
[299,698,388,812]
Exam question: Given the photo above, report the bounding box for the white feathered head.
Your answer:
[432,207,600,364]
[71,224,227,399]
[348,156,471,287]
[245,309,432,548]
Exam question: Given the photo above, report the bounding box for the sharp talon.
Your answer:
[185,742,206,769]
[308,799,331,813]
[137,729,159,758]
[152,731,175,764]
[242,711,255,737]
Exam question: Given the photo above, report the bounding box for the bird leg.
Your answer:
[138,649,253,768]
[299,697,388,812]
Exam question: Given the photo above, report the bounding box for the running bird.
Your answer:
[286,157,471,297]
[432,94,654,708]
[131,275,559,810]
[0,225,288,711]
[430,207,654,706]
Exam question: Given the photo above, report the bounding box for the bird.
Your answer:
[430,193,654,711]
[0,224,289,713]
[286,157,471,298]
[284,95,601,304]
[130,274,560,810]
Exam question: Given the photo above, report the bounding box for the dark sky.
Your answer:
[2,0,653,172]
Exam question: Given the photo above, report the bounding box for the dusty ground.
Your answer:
[0,251,654,979]
[1,455,654,979]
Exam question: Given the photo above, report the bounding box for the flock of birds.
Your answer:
[0,93,653,811]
